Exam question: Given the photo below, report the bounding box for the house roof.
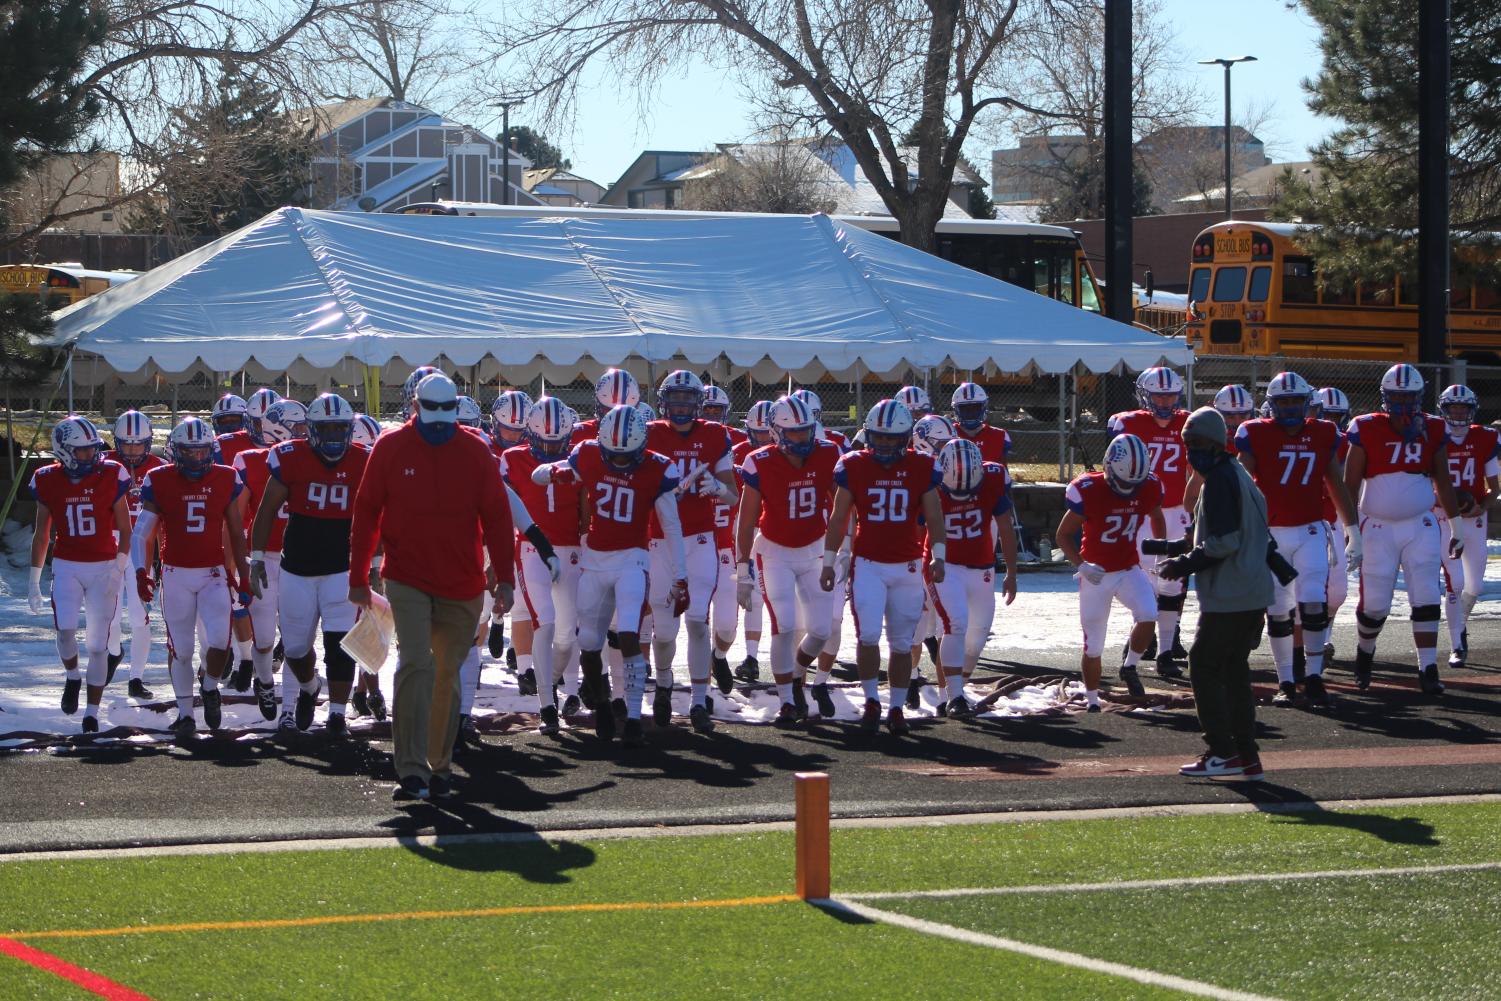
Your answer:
[292,97,396,136]
[1173,160,1322,204]
[601,151,710,202]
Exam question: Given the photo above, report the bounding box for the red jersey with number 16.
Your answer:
[568,442,678,553]
[29,461,130,563]
[140,464,242,568]
[1108,410,1189,507]
[1064,472,1163,572]
[1234,418,1340,527]
[834,450,940,562]
[929,464,1014,568]
[501,445,583,547]
[740,441,841,548]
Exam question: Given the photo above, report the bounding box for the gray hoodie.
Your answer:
[1189,454,1275,613]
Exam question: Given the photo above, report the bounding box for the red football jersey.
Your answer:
[718,437,763,549]
[1064,471,1163,572]
[140,464,242,569]
[1347,413,1446,476]
[1322,434,1350,524]
[30,461,129,562]
[1234,418,1340,527]
[267,439,370,518]
[568,442,678,552]
[1444,425,1501,500]
[1108,410,1189,507]
[105,451,165,526]
[217,430,256,468]
[740,441,841,548]
[725,426,748,447]
[956,424,1012,466]
[823,428,849,452]
[233,447,287,551]
[502,445,583,547]
[834,450,940,562]
[646,419,733,538]
[929,464,1013,567]
[569,419,600,446]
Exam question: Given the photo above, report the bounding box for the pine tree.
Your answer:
[1040,153,1157,223]
[502,126,571,171]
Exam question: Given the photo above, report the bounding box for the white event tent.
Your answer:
[46,207,1185,388]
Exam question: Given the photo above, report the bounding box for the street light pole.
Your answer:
[1198,56,1256,219]
[492,98,524,206]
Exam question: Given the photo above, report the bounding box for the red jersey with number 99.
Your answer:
[30,461,130,562]
[1234,418,1339,527]
[569,442,678,553]
[267,439,370,518]
[502,444,583,547]
[1108,410,1188,507]
[929,463,1014,568]
[140,463,242,568]
[834,450,940,562]
[1064,471,1163,572]
[740,441,841,548]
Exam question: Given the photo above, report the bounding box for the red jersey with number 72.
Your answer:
[1108,410,1188,507]
[568,442,678,553]
[739,441,841,548]
[140,463,242,568]
[834,450,940,562]
[501,444,583,547]
[1064,471,1163,572]
[928,463,1014,568]
[29,461,130,562]
[1234,417,1340,527]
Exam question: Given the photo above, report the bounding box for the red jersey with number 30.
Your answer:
[834,450,939,562]
[1109,410,1189,507]
[1234,418,1339,527]
[233,448,287,551]
[140,464,242,569]
[1444,425,1501,500]
[502,445,583,547]
[1064,472,1163,572]
[105,452,165,526]
[30,461,130,562]
[929,464,1014,568]
[740,441,841,549]
[569,443,678,553]
[646,420,733,538]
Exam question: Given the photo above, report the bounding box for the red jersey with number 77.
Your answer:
[1108,410,1189,507]
[501,444,583,547]
[568,442,678,553]
[834,450,940,562]
[29,461,130,563]
[740,441,841,549]
[927,463,1014,568]
[140,463,242,569]
[1234,417,1340,527]
[1064,471,1163,572]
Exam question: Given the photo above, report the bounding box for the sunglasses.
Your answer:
[420,400,458,411]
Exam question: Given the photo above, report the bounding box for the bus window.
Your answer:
[1248,266,1271,302]
[1360,282,1394,306]
[1212,266,1247,302]
[1189,267,1211,304]
[1450,284,1473,309]
[1076,262,1100,312]
[1321,281,1354,306]
[1476,283,1500,310]
[1282,257,1316,303]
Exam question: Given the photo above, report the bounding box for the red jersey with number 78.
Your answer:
[739,441,841,549]
[140,464,242,568]
[1108,410,1189,507]
[1233,418,1339,527]
[568,442,678,553]
[29,461,130,562]
[833,450,940,562]
[1064,472,1163,572]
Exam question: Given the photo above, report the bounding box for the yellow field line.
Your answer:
[14,894,800,941]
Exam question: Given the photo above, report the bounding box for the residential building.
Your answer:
[598,151,709,208]
[523,167,607,206]
[2,152,127,234]
[990,134,1091,205]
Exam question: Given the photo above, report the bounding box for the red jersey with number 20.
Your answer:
[740,441,841,548]
[30,461,130,562]
[1108,410,1188,507]
[834,450,940,562]
[502,445,583,547]
[1234,418,1340,527]
[569,443,678,553]
[140,464,242,568]
[1064,471,1163,572]
[930,463,1013,568]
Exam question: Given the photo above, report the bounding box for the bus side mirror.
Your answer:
[1144,270,1155,301]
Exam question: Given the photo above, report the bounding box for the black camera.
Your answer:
[1140,537,1191,557]
[1266,542,1298,586]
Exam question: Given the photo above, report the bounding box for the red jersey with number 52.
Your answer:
[502,445,583,547]
[1064,471,1163,572]
[930,463,1014,568]
[1234,418,1339,527]
[30,461,130,562]
[646,419,733,538]
[569,443,678,553]
[1108,410,1188,507]
[740,441,841,548]
[104,451,165,526]
[232,448,287,551]
[140,464,241,568]
[1444,425,1501,500]
[834,450,940,562]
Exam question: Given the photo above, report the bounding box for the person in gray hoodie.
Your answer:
[1156,406,1275,781]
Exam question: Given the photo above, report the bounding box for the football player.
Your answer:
[243,388,284,455]
[29,417,132,731]
[1056,434,1166,707]
[949,382,1012,465]
[574,368,640,445]
[1235,372,1357,707]
[399,367,442,421]
[735,396,841,726]
[1344,364,1462,695]
[790,388,849,451]
[726,401,774,682]
[1314,387,1354,656]
[133,418,248,738]
[104,410,164,699]
[347,413,388,721]
[1434,384,1499,668]
[486,389,533,673]
[895,385,933,422]
[820,399,945,736]
[1212,385,1255,449]
[905,413,960,701]
[702,384,734,427]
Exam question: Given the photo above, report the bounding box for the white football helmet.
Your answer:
[1212,384,1254,416]
[262,400,308,444]
[594,368,641,418]
[769,395,818,458]
[1313,387,1350,425]
[863,399,914,462]
[1135,367,1185,418]
[658,370,705,424]
[1103,433,1152,496]
[744,400,775,447]
[1265,371,1314,428]
[950,382,988,431]
[1380,364,1424,421]
[1438,384,1478,429]
[913,414,958,455]
[597,403,647,467]
[789,388,823,420]
[246,387,284,445]
[351,414,383,448]
[701,385,731,422]
[896,385,932,417]
[51,416,105,477]
[525,397,574,458]
[455,395,484,428]
[111,411,154,469]
[210,394,249,435]
[305,393,356,462]
[168,417,217,478]
[400,366,442,418]
[939,438,985,498]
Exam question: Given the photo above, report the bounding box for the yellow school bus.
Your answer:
[0,264,138,312]
[1182,221,1501,364]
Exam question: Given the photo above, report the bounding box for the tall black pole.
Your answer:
[502,104,512,206]
[1222,65,1233,219]
[1103,0,1133,324]
[1417,0,1450,373]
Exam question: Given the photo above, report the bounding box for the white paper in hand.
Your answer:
[340,592,394,676]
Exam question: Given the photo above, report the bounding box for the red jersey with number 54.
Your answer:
[1108,410,1188,507]
[929,464,1014,568]
[140,464,241,568]
[1444,425,1501,500]
[501,444,583,547]
[834,450,940,562]
[1064,471,1163,572]
[568,442,678,553]
[30,461,130,562]
[740,441,841,548]
[1234,418,1339,527]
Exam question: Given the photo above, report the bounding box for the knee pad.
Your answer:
[1157,593,1185,613]
[1411,604,1441,623]
[1266,615,1296,639]
[321,631,356,683]
[606,629,619,650]
[1298,603,1329,633]
[56,629,79,661]
[1356,609,1387,630]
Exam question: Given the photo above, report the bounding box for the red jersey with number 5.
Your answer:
[30,461,130,562]
[140,464,241,568]
[233,447,287,551]
[568,442,678,553]
[929,464,1014,568]
[1444,425,1501,500]
[1064,471,1163,572]
[104,452,165,526]
[501,444,583,547]
[1234,418,1339,527]
[740,441,841,548]
[646,419,733,538]
[834,450,940,562]
[1108,410,1188,507]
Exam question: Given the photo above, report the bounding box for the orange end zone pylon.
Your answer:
[795,771,831,899]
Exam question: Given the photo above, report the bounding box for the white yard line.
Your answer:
[821,897,1286,1001]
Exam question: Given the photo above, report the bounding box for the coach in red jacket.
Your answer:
[349,373,515,802]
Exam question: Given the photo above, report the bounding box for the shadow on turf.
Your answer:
[402,835,598,883]
[1211,782,1442,846]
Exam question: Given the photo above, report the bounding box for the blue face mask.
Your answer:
[1187,446,1220,474]
[416,416,457,446]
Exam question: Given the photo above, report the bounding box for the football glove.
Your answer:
[669,579,690,617]
[1344,527,1363,571]
[136,567,155,604]
[1076,561,1106,585]
[735,562,755,610]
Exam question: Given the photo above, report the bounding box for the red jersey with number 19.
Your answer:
[929,464,1014,567]
[140,464,242,568]
[29,461,130,562]
[1064,472,1163,572]
[569,442,678,553]
[834,450,940,562]
[740,441,841,548]
[1108,410,1189,507]
[502,445,583,547]
[1234,418,1340,527]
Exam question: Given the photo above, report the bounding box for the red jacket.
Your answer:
[348,423,514,600]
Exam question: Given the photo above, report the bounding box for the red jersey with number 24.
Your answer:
[1234,418,1340,527]
[140,464,242,568]
[1064,471,1163,572]
[569,443,678,553]
[1108,410,1188,507]
[834,450,940,562]
[30,461,130,562]
[740,441,841,548]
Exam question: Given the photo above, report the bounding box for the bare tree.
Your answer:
[487,0,1046,250]
[681,141,839,214]
[300,0,482,110]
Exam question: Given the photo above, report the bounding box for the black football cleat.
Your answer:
[1448,645,1466,670]
[792,678,808,718]
[201,685,222,730]
[277,712,297,737]
[1169,627,1188,662]
[487,621,506,659]
[539,704,561,735]
[366,689,387,722]
[517,667,538,697]
[1155,653,1184,681]
[427,774,453,800]
[945,695,971,718]
[689,703,716,734]
[1271,682,1297,707]
[127,678,154,700]
[81,714,99,734]
[1086,703,1101,713]
[621,718,645,747]
[61,677,81,715]
[1353,648,1374,690]
[711,654,734,694]
[653,685,673,726]
[594,701,616,741]
[253,679,277,721]
[905,677,922,711]
[1303,674,1332,708]
[935,699,947,718]
[561,693,582,718]
[886,707,910,736]
[772,703,800,729]
[1291,646,1306,684]
[454,713,479,751]
[170,714,196,741]
[1419,664,1445,697]
[812,683,837,719]
[106,651,123,685]
[506,645,518,672]
[295,678,322,731]
[858,699,881,734]
[1118,665,1146,697]
[735,655,760,682]
[351,689,370,717]
[393,776,429,802]
[325,712,348,739]
[231,658,253,692]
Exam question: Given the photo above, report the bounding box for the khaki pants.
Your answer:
[386,579,484,782]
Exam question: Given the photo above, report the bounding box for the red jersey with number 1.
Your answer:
[1108,410,1189,507]
[140,464,242,569]
[1444,424,1501,500]
[568,442,678,553]
[30,461,130,562]
[1234,418,1340,527]
[740,441,841,548]
[501,444,583,547]
[1064,471,1163,572]
[834,450,940,562]
[232,447,287,551]
[929,464,1014,568]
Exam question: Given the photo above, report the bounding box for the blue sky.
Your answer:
[504,0,1331,189]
